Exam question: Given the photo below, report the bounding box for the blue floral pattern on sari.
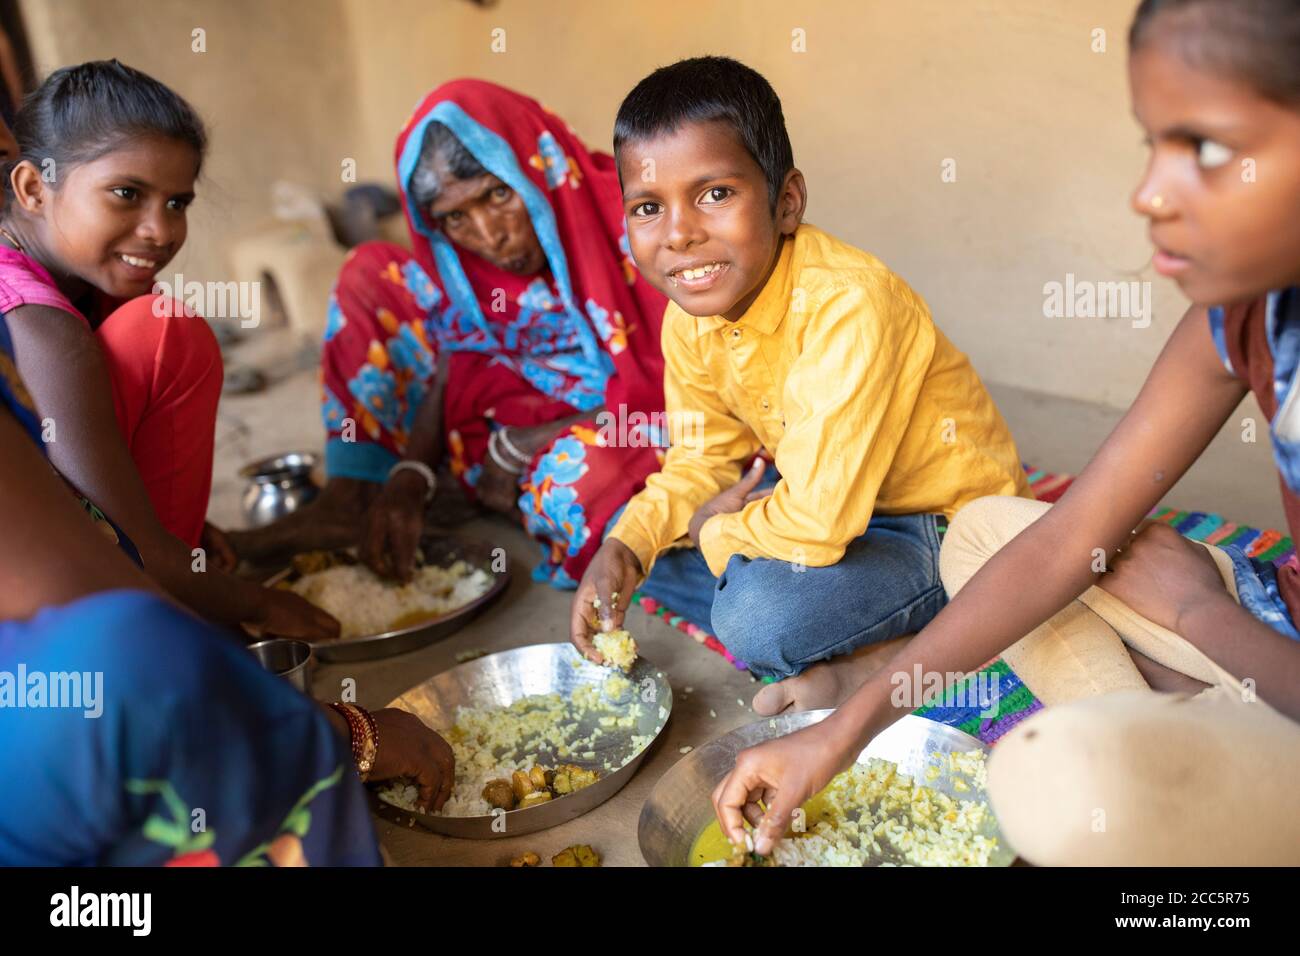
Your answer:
[349,364,402,433]
[387,323,436,381]
[401,375,427,436]
[501,279,583,355]
[516,359,566,401]
[522,433,593,582]
[539,485,588,552]
[518,277,558,312]
[401,258,442,311]
[324,294,346,343]
[536,435,588,484]
[321,385,349,433]
[531,131,575,189]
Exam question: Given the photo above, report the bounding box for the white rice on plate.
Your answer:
[769,751,999,867]
[288,560,492,639]
[378,675,655,818]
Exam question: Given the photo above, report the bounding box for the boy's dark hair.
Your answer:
[613,56,793,211]
[5,59,207,197]
[408,121,488,210]
[1130,0,1300,104]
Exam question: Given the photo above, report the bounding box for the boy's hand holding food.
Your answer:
[570,538,642,664]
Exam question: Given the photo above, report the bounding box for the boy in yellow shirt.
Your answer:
[569,56,1030,712]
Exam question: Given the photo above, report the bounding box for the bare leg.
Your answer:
[751,623,1213,716]
[225,477,377,567]
[751,635,914,715]
[1126,644,1211,695]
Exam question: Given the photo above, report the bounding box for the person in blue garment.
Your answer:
[0,300,447,865]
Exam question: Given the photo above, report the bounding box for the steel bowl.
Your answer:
[375,642,672,839]
[638,710,1016,867]
[263,536,509,663]
[247,638,315,696]
[240,451,320,528]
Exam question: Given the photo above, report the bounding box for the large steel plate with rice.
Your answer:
[263,535,509,663]
[638,710,1016,867]
[373,643,672,839]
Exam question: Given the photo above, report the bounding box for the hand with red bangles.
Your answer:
[367,708,455,813]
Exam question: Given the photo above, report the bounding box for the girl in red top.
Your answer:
[0,60,334,640]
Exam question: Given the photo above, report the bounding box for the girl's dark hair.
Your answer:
[613,56,793,212]
[408,121,487,209]
[4,59,207,197]
[1130,0,1300,104]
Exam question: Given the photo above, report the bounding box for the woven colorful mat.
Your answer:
[1026,465,1296,566]
[632,463,1294,745]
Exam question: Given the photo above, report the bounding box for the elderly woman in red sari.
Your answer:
[236,80,667,588]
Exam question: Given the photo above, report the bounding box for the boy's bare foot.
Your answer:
[751,636,913,716]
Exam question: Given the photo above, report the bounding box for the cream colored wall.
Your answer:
[17,0,362,295]
[18,0,1180,410]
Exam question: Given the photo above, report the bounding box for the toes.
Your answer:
[782,664,840,713]
[751,680,794,716]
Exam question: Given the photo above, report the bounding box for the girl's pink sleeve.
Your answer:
[0,247,87,322]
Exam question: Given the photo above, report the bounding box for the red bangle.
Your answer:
[329,702,379,780]
[356,706,379,764]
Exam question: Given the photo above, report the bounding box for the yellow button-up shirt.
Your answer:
[610,223,1031,577]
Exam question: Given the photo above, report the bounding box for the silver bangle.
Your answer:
[388,460,437,502]
[487,432,523,475]
[497,427,533,468]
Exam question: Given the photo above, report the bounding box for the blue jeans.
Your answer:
[1221,543,1300,642]
[639,512,948,679]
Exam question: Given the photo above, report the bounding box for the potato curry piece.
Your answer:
[481,778,516,811]
[484,763,601,812]
[551,844,601,867]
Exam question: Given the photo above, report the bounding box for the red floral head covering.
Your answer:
[393,79,665,418]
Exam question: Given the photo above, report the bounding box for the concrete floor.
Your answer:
[209,327,1287,866]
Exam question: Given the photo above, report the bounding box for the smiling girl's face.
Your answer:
[11,132,197,299]
[1129,38,1300,306]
